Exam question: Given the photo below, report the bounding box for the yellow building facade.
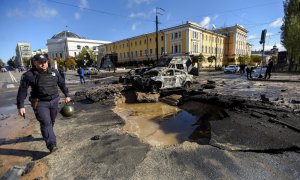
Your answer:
[100,21,250,67]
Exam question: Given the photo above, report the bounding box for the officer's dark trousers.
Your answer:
[33,97,59,149]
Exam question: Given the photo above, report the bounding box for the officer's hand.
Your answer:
[18,108,26,117]
[65,97,71,104]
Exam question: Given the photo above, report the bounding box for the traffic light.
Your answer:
[260,29,267,44]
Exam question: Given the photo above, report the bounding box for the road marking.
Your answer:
[8,71,17,83]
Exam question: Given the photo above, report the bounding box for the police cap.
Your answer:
[32,54,48,62]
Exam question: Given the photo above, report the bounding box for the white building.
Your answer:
[47,30,110,60]
[32,49,48,56]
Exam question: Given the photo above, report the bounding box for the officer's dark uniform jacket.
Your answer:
[17,67,69,109]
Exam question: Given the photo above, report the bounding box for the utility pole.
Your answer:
[156,7,164,64]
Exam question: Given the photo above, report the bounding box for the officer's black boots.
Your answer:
[48,144,58,153]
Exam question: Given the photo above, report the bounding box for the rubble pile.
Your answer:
[74,84,124,103]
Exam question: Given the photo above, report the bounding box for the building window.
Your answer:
[127,52,130,58]
[175,32,178,39]
[161,36,164,41]
[85,46,89,49]
[74,52,77,57]
[161,47,164,55]
[93,46,97,50]
[135,41,137,46]
[77,45,81,49]
[131,42,133,47]
[150,49,152,55]
[139,40,142,45]
[171,34,173,40]
[140,50,142,56]
[144,49,147,55]
[144,39,147,44]
[131,52,133,57]
[150,38,152,43]
[179,32,181,38]
[206,35,208,41]
[135,51,138,57]
[60,53,62,58]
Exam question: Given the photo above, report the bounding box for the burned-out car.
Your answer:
[133,67,193,92]
[119,67,152,84]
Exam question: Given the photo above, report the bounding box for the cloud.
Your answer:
[30,0,58,18]
[266,32,273,37]
[166,13,171,21]
[127,0,154,7]
[6,8,24,17]
[74,12,80,20]
[129,12,146,18]
[131,22,141,31]
[79,0,89,9]
[270,18,283,28]
[213,14,219,20]
[199,16,211,28]
[247,34,256,40]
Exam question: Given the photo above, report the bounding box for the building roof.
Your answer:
[51,31,82,39]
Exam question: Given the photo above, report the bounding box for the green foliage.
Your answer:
[198,53,205,63]
[271,55,278,64]
[0,59,4,68]
[77,48,96,67]
[65,56,77,68]
[22,57,30,68]
[281,0,300,64]
[55,57,64,68]
[7,59,15,68]
[250,55,262,64]
[207,56,216,63]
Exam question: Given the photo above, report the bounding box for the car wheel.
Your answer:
[150,83,159,93]
[184,81,192,91]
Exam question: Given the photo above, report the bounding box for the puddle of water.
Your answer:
[114,100,221,146]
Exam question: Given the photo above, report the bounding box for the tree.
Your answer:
[281,0,300,69]
[7,59,15,68]
[250,55,262,65]
[207,56,216,64]
[197,53,205,70]
[65,56,77,69]
[207,56,216,70]
[0,58,4,68]
[77,48,96,67]
[55,57,64,68]
[22,57,30,68]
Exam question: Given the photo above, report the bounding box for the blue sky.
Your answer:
[0,0,285,63]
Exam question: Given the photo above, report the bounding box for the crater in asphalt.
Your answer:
[113,92,223,146]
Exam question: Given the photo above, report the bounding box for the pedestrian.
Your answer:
[264,60,274,79]
[240,64,246,75]
[77,67,85,84]
[246,66,254,80]
[17,54,71,153]
[58,67,66,83]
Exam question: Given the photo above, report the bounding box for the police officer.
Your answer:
[17,54,71,153]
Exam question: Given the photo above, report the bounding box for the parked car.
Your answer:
[119,67,152,84]
[84,67,98,75]
[224,65,240,73]
[133,67,193,93]
[1,67,7,72]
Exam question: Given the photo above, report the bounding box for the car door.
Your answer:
[174,70,186,87]
[162,69,176,88]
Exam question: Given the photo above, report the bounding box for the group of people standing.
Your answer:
[239,60,274,80]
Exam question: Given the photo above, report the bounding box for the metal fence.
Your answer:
[273,64,300,73]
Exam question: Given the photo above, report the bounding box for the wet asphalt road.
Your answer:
[1,70,300,179]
